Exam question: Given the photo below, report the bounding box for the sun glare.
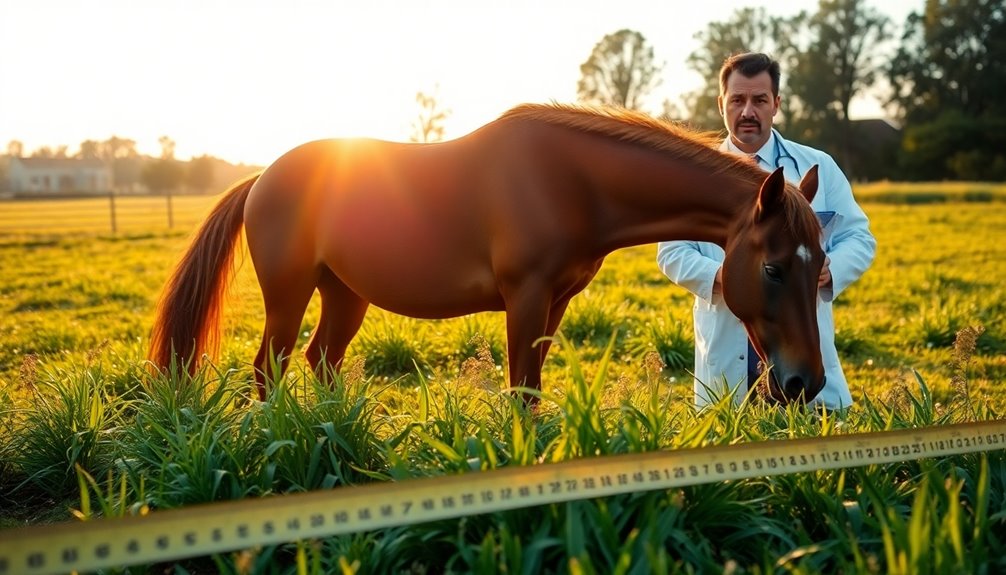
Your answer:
[0,0,918,166]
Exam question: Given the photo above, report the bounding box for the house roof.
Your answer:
[851,118,901,142]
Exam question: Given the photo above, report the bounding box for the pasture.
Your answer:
[0,183,1005,573]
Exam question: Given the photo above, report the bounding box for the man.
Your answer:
[656,52,876,410]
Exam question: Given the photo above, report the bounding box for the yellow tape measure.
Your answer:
[2,419,1004,575]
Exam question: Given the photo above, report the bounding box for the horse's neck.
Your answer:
[593,162,757,253]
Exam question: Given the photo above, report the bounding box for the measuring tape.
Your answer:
[2,419,1004,575]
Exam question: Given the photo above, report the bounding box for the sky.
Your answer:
[0,0,921,166]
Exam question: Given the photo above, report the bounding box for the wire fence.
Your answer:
[0,192,218,235]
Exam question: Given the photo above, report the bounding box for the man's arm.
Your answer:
[656,240,722,302]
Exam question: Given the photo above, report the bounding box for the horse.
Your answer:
[149,103,826,405]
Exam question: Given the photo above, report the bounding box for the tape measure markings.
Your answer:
[1,420,1004,575]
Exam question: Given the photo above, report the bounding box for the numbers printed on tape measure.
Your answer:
[1,422,1004,575]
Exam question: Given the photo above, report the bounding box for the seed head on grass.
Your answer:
[949,324,985,420]
[84,339,110,366]
[457,334,499,392]
[19,353,38,394]
[642,350,664,384]
[880,371,912,415]
[610,371,633,406]
[753,373,772,404]
[950,325,984,392]
[341,356,367,386]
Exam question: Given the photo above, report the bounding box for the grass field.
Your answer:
[0,183,1005,573]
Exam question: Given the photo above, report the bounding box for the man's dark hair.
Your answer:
[719,52,781,98]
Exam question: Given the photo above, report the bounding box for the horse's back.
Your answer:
[243,137,507,317]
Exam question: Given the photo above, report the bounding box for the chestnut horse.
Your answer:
[149,103,826,404]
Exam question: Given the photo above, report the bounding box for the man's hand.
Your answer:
[819,255,832,289]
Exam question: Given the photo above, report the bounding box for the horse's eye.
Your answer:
[764,264,783,283]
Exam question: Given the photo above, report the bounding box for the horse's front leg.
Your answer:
[501,280,553,406]
[538,297,572,369]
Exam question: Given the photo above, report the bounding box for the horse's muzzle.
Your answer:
[768,371,826,405]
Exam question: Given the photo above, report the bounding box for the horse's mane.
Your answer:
[499,102,821,241]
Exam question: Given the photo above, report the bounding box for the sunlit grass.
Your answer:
[854,180,1006,204]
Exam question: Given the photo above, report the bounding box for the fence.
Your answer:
[0,192,218,235]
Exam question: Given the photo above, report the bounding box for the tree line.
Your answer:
[0,136,260,195]
[577,0,1006,182]
[1,86,452,195]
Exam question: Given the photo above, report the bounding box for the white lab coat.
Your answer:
[656,130,876,409]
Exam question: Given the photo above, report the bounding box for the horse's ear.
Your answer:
[798,164,819,204]
[756,166,787,219]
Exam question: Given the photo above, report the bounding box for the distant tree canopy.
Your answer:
[577,29,661,111]
[887,0,1006,180]
[142,135,184,193]
[666,0,1006,181]
[787,0,891,177]
[28,145,70,158]
[186,155,216,194]
[141,157,184,194]
[6,140,24,158]
[75,136,141,189]
[683,7,795,130]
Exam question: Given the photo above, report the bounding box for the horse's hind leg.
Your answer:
[252,267,319,401]
[305,266,369,382]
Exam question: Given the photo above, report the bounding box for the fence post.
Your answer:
[108,189,118,234]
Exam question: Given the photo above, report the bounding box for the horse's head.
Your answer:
[721,165,826,405]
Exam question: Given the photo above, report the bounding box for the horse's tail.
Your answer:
[148,172,261,373]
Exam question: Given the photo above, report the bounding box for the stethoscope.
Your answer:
[770,130,801,179]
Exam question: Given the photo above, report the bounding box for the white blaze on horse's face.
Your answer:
[796,244,812,264]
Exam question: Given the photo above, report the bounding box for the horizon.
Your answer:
[0,0,919,166]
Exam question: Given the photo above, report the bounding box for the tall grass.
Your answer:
[9,359,130,498]
[0,333,990,574]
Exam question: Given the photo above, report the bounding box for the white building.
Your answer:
[8,157,113,194]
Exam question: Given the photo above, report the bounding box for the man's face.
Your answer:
[718,70,780,153]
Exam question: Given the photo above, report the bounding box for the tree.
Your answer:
[409,87,451,143]
[899,111,1006,181]
[683,8,799,130]
[887,0,1006,180]
[186,154,216,194]
[787,0,891,174]
[888,0,1006,123]
[142,135,184,193]
[104,137,140,190]
[577,29,661,111]
[102,136,138,160]
[7,140,24,158]
[157,135,176,160]
[141,159,184,193]
[74,136,140,190]
[77,140,102,160]
[30,145,68,158]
